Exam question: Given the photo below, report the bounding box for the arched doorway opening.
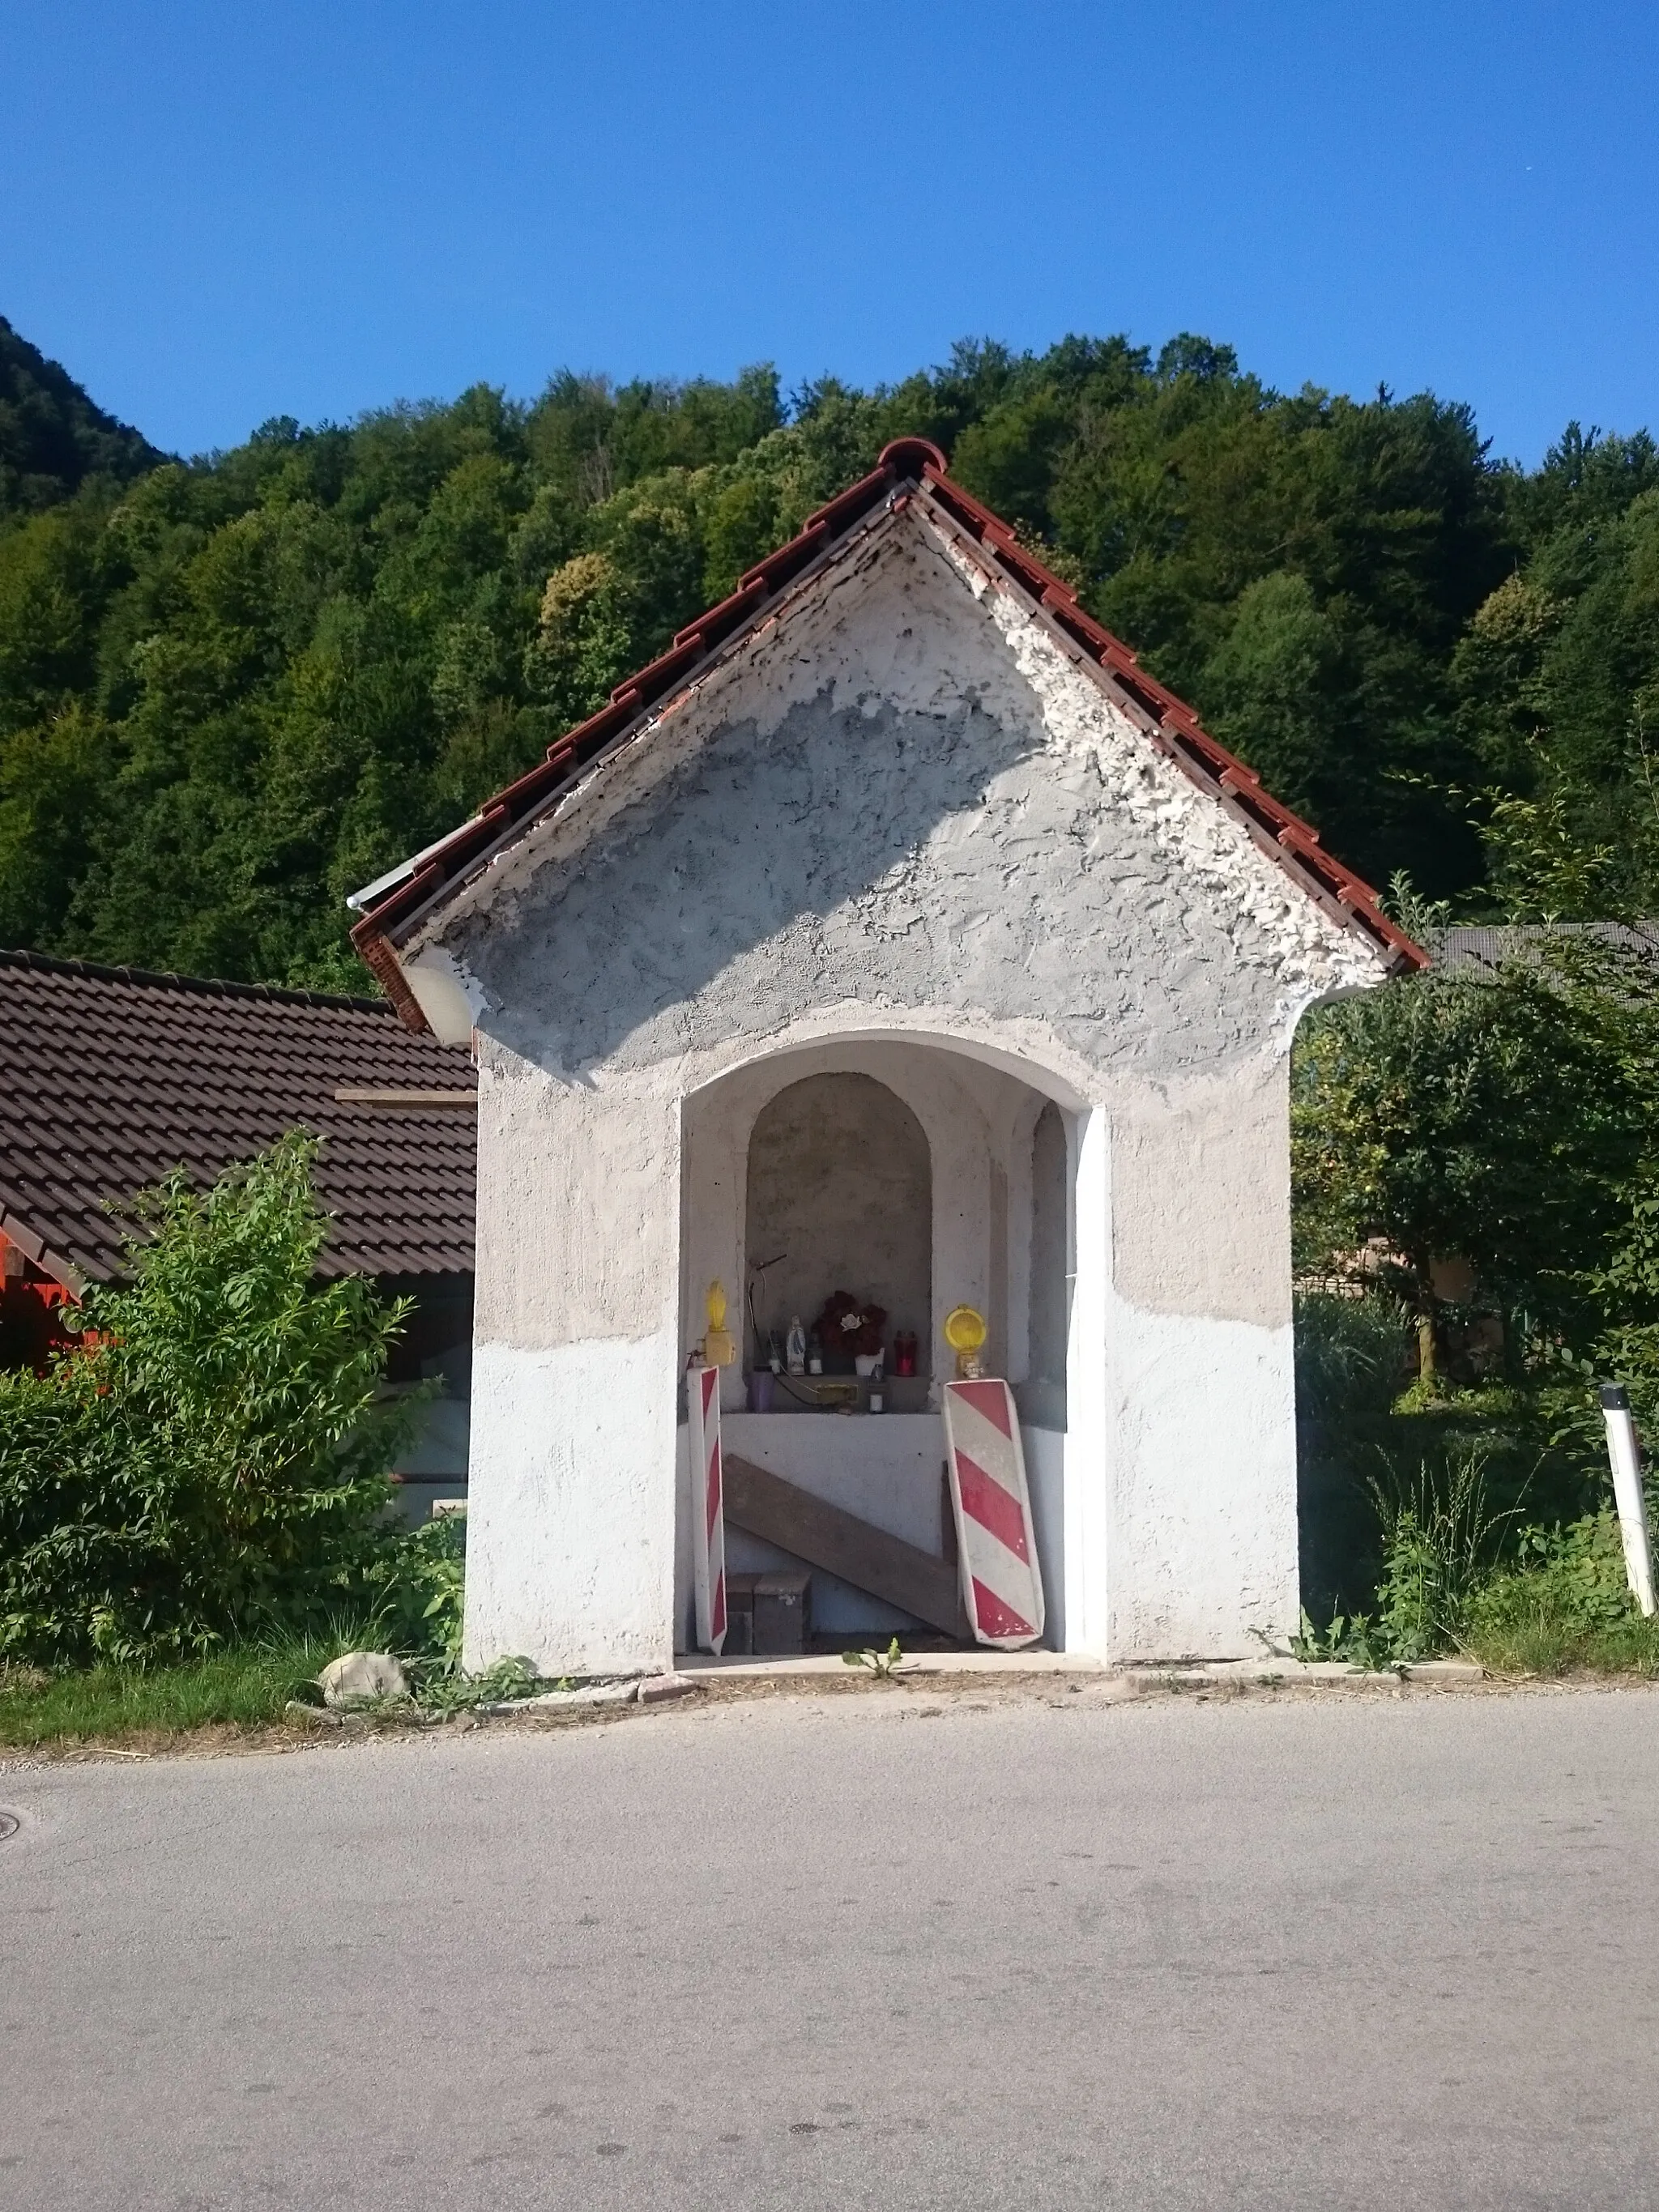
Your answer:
[676,1032,1081,1651]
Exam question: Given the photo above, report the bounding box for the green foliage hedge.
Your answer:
[0,1134,425,1665]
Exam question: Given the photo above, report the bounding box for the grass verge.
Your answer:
[0,1641,568,1750]
[1462,1609,1659,1678]
[0,1633,360,1748]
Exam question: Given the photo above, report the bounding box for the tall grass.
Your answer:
[1367,1442,1516,1660]
[1462,1509,1659,1676]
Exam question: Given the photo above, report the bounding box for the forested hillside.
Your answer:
[0,318,163,516]
[1,329,1654,991]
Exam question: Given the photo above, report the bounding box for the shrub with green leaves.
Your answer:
[368,1511,467,1671]
[1463,1510,1659,1673]
[0,1132,424,1665]
[1294,1434,1659,1673]
[1294,1291,1410,1432]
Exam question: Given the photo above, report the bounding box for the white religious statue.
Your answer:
[786,1316,807,1375]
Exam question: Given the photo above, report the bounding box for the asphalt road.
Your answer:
[4,1683,1659,2211]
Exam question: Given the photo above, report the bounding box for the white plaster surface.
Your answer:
[463,1335,678,1677]
[1102,1306,1300,1659]
[401,947,482,1047]
[1024,1426,1066,1650]
[723,1412,946,1552]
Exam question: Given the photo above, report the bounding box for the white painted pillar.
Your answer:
[1095,1073,1301,1662]
[463,1051,683,1677]
[1062,1106,1112,1656]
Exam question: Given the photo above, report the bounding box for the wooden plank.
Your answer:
[726,1454,966,1637]
[723,1454,968,1639]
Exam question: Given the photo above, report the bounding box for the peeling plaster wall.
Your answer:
[428,510,1380,1081]
[439,505,1387,1673]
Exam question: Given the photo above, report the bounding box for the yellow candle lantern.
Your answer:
[944,1303,987,1379]
[702,1279,738,1368]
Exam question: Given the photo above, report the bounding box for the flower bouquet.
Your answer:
[813,1290,888,1373]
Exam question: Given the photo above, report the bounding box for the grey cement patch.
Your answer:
[461,688,1299,1080]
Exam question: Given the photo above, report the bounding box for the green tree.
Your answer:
[1456,433,1659,918]
[0,319,1654,987]
[1292,954,1644,1379]
[0,1134,419,1664]
[0,314,164,518]
[1294,928,1659,1429]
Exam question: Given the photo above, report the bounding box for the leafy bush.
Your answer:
[1464,1511,1659,1674]
[1294,1292,1410,1430]
[0,1134,426,1665]
[368,1512,467,1670]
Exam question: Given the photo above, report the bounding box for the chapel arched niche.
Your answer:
[744,1072,932,1377]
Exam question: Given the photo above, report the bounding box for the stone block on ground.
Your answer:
[637,1673,699,1704]
[318,1652,411,1707]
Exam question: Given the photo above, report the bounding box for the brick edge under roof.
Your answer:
[352,437,1426,1025]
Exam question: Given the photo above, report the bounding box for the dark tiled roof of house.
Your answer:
[351,437,1425,1024]
[0,949,476,1289]
[1433,923,1659,974]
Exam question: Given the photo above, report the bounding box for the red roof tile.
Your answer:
[0,951,475,1288]
[352,438,1424,1021]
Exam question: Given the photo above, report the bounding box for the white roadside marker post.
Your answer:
[1599,1383,1657,1617]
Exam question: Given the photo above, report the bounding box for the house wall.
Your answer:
[446,505,1387,1675]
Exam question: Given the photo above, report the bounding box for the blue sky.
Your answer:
[2,0,1654,467]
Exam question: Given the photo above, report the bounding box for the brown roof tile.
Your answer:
[0,950,475,1287]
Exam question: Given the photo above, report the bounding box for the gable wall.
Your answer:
[432,509,1380,1098]
[444,507,1389,1670]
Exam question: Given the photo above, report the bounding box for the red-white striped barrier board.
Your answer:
[942,1379,1045,1647]
[688,1366,727,1655]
